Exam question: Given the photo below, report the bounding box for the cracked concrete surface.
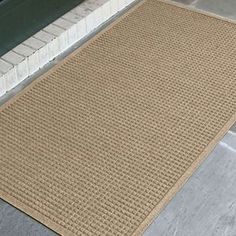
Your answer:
[1,0,236,235]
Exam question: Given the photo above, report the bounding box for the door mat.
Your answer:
[1,0,236,235]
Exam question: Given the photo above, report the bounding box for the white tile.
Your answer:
[13,44,39,77]
[49,39,60,61]
[2,51,28,83]
[53,18,74,30]
[54,18,80,47]
[16,59,28,82]
[93,7,103,28]
[38,45,49,69]
[23,37,45,50]
[0,59,13,73]
[27,52,40,75]
[58,33,69,52]
[34,30,55,43]
[126,0,134,5]
[68,24,80,46]
[125,0,131,7]
[118,0,126,10]
[77,18,87,39]
[110,0,119,15]
[84,1,99,11]
[85,12,95,32]
[29,36,50,68]
[44,24,68,52]
[44,24,64,37]
[35,31,59,61]
[71,4,91,17]
[23,37,48,71]
[5,68,18,91]
[0,60,17,91]
[46,37,60,61]
[83,1,103,32]
[96,0,109,6]
[102,1,112,21]
[63,12,83,23]
[13,44,35,57]
[0,73,6,97]
[2,51,24,65]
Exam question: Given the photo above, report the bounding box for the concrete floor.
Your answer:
[144,125,236,236]
[1,0,236,235]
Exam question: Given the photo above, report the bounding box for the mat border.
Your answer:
[1,0,236,235]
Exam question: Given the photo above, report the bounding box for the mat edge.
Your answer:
[1,0,236,235]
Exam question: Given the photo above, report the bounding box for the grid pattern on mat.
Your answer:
[1,0,236,235]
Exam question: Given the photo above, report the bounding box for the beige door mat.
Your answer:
[1,0,236,235]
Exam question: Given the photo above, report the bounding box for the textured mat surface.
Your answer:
[1,0,236,235]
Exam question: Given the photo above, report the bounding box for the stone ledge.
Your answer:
[0,0,135,97]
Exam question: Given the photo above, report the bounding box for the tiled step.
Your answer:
[0,0,136,97]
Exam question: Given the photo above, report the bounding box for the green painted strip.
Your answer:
[0,0,85,57]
